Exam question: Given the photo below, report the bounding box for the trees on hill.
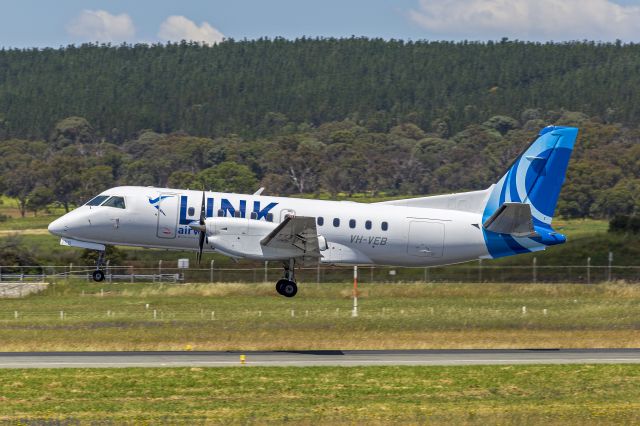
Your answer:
[1,39,640,141]
[1,39,639,219]
[1,111,639,220]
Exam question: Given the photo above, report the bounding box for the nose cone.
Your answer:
[48,216,68,237]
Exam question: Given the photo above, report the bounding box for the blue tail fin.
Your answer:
[482,126,578,258]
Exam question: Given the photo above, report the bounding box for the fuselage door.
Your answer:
[156,194,179,239]
[407,221,445,257]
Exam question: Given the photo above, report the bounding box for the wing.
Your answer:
[260,216,321,264]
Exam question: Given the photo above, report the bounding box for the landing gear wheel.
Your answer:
[281,280,297,298]
[92,270,105,282]
[93,250,107,282]
[276,259,298,297]
[276,279,288,295]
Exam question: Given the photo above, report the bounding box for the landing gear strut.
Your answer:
[92,250,106,282]
[275,259,297,297]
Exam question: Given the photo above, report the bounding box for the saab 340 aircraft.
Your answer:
[48,126,578,297]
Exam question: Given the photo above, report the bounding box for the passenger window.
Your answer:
[381,221,388,231]
[333,218,340,227]
[217,209,224,217]
[85,195,109,206]
[103,196,126,209]
[266,213,274,222]
[317,217,324,226]
[250,212,258,220]
[365,220,372,230]
[188,207,195,216]
[349,219,356,229]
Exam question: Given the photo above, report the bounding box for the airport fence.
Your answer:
[1,259,639,284]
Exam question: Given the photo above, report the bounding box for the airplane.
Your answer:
[48,126,578,297]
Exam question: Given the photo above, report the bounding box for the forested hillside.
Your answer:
[0,40,638,221]
[1,39,639,140]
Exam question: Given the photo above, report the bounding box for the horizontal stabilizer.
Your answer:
[483,203,535,237]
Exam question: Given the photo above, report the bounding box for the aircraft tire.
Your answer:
[281,280,297,298]
[92,270,105,282]
[276,279,288,295]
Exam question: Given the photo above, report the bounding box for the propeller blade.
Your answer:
[197,230,205,265]
[196,190,206,265]
[199,190,206,225]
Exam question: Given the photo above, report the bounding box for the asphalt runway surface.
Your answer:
[0,349,638,368]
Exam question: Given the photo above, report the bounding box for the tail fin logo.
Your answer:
[483,126,578,227]
[481,126,578,259]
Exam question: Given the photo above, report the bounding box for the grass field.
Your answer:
[0,195,65,227]
[0,365,638,424]
[0,281,638,351]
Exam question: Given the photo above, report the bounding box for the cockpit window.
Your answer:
[85,195,109,206]
[102,196,126,209]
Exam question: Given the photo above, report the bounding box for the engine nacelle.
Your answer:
[206,216,278,238]
[203,217,327,260]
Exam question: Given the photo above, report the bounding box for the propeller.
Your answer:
[190,190,207,265]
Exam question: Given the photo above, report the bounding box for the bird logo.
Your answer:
[148,195,173,216]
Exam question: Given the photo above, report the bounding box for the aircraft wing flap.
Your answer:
[483,202,536,237]
[260,216,321,262]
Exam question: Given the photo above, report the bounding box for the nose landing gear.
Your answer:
[92,250,106,282]
[275,259,298,297]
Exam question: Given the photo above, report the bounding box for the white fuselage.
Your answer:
[49,186,492,267]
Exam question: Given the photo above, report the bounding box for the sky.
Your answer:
[1,0,640,48]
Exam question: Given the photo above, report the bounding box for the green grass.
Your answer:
[0,365,639,424]
[0,215,61,231]
[0,195,65,228]
[554,218,609,238]
[0,281,639,351]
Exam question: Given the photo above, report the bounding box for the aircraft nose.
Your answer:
[48,216,69,237]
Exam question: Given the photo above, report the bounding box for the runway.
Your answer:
[0,349,638,368]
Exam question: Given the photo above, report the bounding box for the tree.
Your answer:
[483,115,519,136]
[262,137,325,194]
[75,165,115,203]
[0,235,38,266]
[2,159,37,217]
[51,116,95,148]
[26,186,55,216]
[198,161,258,193]
[590,180,639,218]
[168,171,198,189]
[39,156,84,212]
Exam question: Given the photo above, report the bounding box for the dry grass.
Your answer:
[0,329,638,353]
[123,281,640,299]
[0,281,638,351]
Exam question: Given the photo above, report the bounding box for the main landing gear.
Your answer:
[92,250,106,282]
[275,259,298,297]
